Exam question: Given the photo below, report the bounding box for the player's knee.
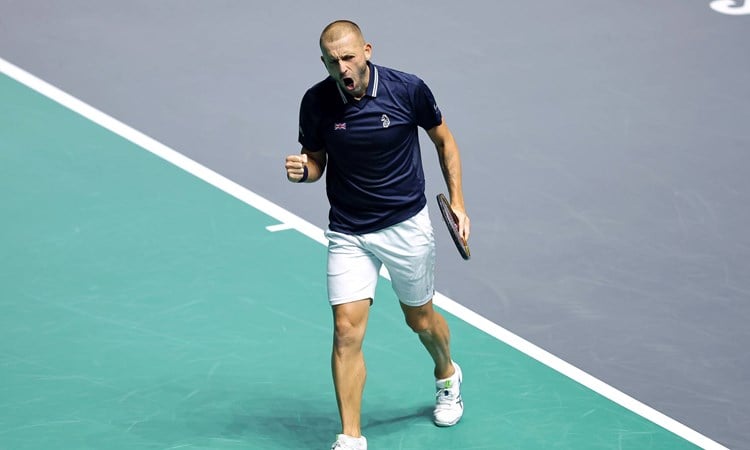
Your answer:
[333,317,366,351]
[405,311,431,334]
[332,299,370,348]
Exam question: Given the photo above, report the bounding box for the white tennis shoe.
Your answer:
[330,434,367,450]
[433,361,464,427]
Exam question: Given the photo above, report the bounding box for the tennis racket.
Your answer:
[436,193,470,260]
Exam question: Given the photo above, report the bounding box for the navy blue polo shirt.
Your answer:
[298,62,443,234]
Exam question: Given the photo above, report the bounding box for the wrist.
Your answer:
[298,165,309,183]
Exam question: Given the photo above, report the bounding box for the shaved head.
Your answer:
[320,20,365,49]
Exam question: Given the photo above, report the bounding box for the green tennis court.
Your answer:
[1,71,701,449]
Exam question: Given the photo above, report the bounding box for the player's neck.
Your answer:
[351,65,370,101]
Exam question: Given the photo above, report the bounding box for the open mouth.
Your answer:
[342,77,355,90]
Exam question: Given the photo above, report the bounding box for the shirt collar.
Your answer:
[335,62,379,104]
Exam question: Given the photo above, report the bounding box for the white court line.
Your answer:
[0,56,728,450]
[266,223,296,232]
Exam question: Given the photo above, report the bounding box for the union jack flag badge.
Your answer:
[334,123,347,130]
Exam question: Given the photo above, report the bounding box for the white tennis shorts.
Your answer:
[325,206,436,307]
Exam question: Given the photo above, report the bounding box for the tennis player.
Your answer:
[284,20,470,450]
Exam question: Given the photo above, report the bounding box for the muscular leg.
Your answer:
[331,298,371,437]
[400,299,455,379]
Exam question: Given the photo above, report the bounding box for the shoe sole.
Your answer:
[434,417,462,427]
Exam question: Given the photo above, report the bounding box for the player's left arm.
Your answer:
[428,119,470,243]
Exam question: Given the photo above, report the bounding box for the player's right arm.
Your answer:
[285,147,326,183]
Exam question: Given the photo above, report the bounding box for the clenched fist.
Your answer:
[285,153,308,183]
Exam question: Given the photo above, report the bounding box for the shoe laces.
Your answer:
[331,436,364,450]
[435,383,460,407]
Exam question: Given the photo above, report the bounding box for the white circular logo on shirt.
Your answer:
[381,114,391,128]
